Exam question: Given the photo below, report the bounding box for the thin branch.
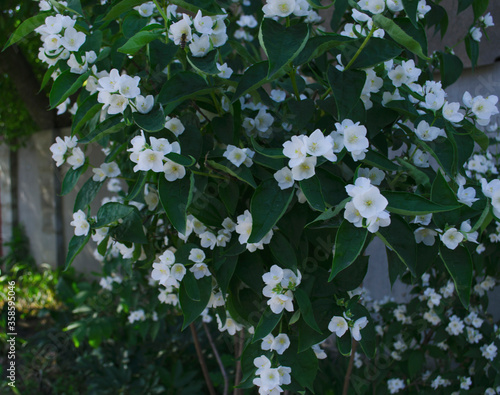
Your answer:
[190,323,216,395]
[233,330,245,395]
[203,321,229,395]
[343,339,358,395]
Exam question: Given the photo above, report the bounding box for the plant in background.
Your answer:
[5,0,500,392]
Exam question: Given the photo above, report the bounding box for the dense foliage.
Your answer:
[5,0,500,393]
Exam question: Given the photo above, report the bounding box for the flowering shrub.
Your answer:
[6,0,500,392]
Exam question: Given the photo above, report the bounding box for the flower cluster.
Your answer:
[344,177,390,233]
[151,249,186,288]
[262,0,319,20]
[235,210,273,252]
[253,355,291,394]
[128,132,186,181]
[261,333,290,355]
[331,120,369,161]
[262,265,301,314]
[50,136,85,169]
[328,314,368,341]
[223,145,255,167]
[70,209,90,236]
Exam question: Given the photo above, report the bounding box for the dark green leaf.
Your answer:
[315,169,348,207]
[279,344,318,391]
[333,256,369,291]
[133,105,165,132]
[74,177,102,212]
[62,164,87,196]
[395,158,431,189]
[252,308,282,342]
[438,51,463,88]
[95,202,135,227]
[248,179,294,243]
[341,37,402,69]
[300,176,327,212]
[269,232,298,272]
[158,71,211,106]
[295,288,321,333]
[169,0,223,15]
[350,304,376,359]
[232,61,269,102]
[187,50,219,75]
[327,66,365,121]
[472,0,489,20]
[219,182,239,215]
[462,120,489,151]
[72,94,103,136]
[206,159,257,188]
[118,30,162,55]
[465,35,479,70]
[3,12,50,50]
[372,14,429,60]
[337,332,352,356]
[440,244,472,309]
[122,14,148,39]
[183,271,201,301]
[49,70,90,109]
[165,153,196,167]
[377,214,417,276]
[78,115,125,144]
[158,172,194,234]
[364,150,400,171]
[65,233,91,270]
[294,34,353,65]
[213,253,238,297]
[259,19,309,77]
[179,275,213,329]
[383,191,460,215]
[251,138,284,158]
[329,220,368,281]
[104,0,144,20]
[287,99,315,129]
[126,171,147,201]
[402,0,419,27]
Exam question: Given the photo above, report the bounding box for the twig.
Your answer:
[190,323,216,395]
[343,339,358,395]
[203,321,229,395]
[233,330,245,395]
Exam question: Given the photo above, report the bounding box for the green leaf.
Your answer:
[79,115,125,143]
[248,179,294,243]
[341,37,402,69]
[118,30,162,55]
[350,304,376,359]
[95,202,135,227]
[364,150,400,172]
[122,14,148,38]
[74,177,102,212]
[219,182,239,215]
[251,138,285,159]
[133,105,165,132]
[187,50,219,75]
[287,99,315,130]
[294,34,353,65]
[206,159,257,188]
[158,172,194,235]
[252,308,283,342]
[65,233,91,270]
[232,61,269,102]
[316,169,348,207]
[3,12,50,50]
[395,158,431,189]
[179,275,213,330]
[337,333,352,356]
[472,0,489,20]
[295,288,321,333]
[103,0,145,20]
[464,35,479,70]
[126,171,147,201]
[408,350,424,378]
[111,211,148,244]
[333,255,369,291]
[300,177,327,212]
[327,65,365,121]
[377,214,417,276]
[62,164,87,196]
[372,14,429,60]
[183,270,201,301]
[49,70,90,109]
[438,51,463,89]
[383,191,460,215]
[329,220,368,281]
[168,0,223,15]
[431,171,459,207]
[385,99,420,117]
[278,344,318,391]
[72,94,103,136]
[165,153,196,167]
[259,19,309,77]
[402,0,419,27]
[158,71,212,107]
[269,232,298,272]
[213,253,238,297]
[462,120,489,151]
[440,244,472,309]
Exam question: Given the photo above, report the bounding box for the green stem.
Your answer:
[191,169,226,180]
[344,25,376,71]
[290,67,301,100]
[320,87,332,100]
[152,0,169,25]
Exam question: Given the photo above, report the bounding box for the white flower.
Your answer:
[413,213,432,226]
[257,368,281,391]
[189,34,211,57]
[351,316,368,341]
[312,343,327,359]
[357,167,385,185]
[128,309,146,324]
[268,291,294,314]
[193,10,213,34]
[328,316,349,337]
[107,94,129,115]
[189,248,206,263]
[164,117,185,136]
[134,149,164,172]
[358,0,385,14]
[291,156,316,181]
[414,227,437,246]
[134,1,155,17]
[92,167,106,182]
[171,263,187,281]
[457,185,479,207]
[272,334,290,354]
[470,26,482,42]
[70,210,90,236]
[119,75,141,99]
[60,26,86,52]
[445,315,464,335]
[366,210,391,233]
[199,231,217,250]
[480,342,498,361]
[263,265,284,286]
[274,167,294,190]
[344,201,363,227]
[216,62,233,79]
[343,122,369,160]
[144,190,159,210]
[163,159,186,181]
[387,378,405,394]
[223,145,249,167]
[352,184,388,218]
[254,109,274,133]
[254,355,272,375]
[134,94,154,114]
[440,228,463,249]
[270,89,286,102]
[442,101,464,123]
[67,147,85,169]
[388,65,408,88]
[263,0,296,18]
[304,129,333,157]
[169,14,192,46]
[283,135,307,167]
[67,53,88,74]
[190,263,211,279]
[470,95,499,126]
[102,162,121,178]
[414,120,443,142]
